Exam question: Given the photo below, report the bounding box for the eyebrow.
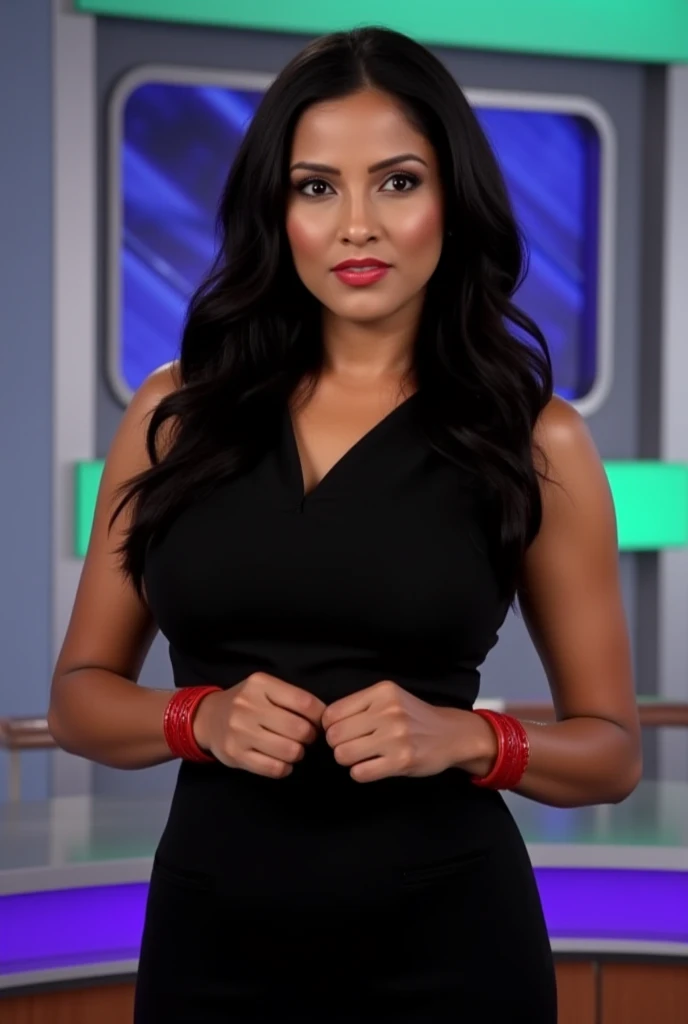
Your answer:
[289,153,428,175]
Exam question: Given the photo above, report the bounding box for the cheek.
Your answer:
[394,200,444,256]
[286,208,328,266]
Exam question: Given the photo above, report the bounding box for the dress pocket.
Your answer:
[399,847,489,890]
[151,851,215,892]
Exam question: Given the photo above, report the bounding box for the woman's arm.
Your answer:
[48,362,182,770]
[466,397,642,808]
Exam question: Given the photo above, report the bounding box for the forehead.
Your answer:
[290,89,432,159]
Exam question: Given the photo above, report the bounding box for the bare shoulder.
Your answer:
[124,360,182,460]
[533,395,596,469]
[135,359,181,408]
[103,357,183,525]
[531,395,607,504]
[92,355,182,557]
[526,394,615,566]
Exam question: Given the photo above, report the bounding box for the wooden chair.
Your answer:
[0,717,58,802]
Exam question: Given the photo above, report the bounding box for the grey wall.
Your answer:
[0,0,53,801]
[91,16,654,798]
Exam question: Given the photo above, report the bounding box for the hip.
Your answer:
[155,759,534,910]
[138,832,556,1022]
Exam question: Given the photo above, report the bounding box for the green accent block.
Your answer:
[604,462,688,550]
[73,0,688,63]
[73,459,688,557]
[74,460,105,559]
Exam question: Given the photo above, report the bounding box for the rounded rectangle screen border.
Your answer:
[107,65,617,417]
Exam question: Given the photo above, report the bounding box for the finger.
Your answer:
[263,706,319,746]
[252,727,305,766]
[260,675,326,727]
[243,750,293,780]
[332,734,382,768]
[350,757,392,784]
[324,711,375,748]
[321,688,376,731]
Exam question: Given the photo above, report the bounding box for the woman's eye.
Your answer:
[297,178,334,197]
[381,172,420,193]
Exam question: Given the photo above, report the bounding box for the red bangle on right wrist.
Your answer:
[163,686,222,763]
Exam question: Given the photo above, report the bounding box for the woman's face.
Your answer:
[286,89,445,326]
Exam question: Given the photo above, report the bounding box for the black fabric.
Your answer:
[136,394,557,1022]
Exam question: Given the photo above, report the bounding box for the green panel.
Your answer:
[73,0,688,63]
[73,459,688,557]
[604,462,688,550]
[74,460,105,558]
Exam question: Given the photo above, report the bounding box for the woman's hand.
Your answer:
[321,680,497,783]
[192,672,326,779]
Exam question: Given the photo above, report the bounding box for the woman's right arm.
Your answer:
[48,362,181,770]
[48,362,326,775]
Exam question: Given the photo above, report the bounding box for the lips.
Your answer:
[332,258,391,271]
[331,258,392,287]
[332,262,391,287]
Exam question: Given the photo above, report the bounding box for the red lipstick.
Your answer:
[331,257,391,287]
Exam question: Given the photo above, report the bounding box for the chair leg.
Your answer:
[9,751,21,802]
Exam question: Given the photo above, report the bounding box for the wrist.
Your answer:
[451,708,499,776]
[470,710,531,789]
[191,690,220,753]
[163,686,219,763]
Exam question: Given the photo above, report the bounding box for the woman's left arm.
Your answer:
[469,397,643,808]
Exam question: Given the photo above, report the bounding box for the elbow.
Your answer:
[599,721,643,804]
[608,752,643,804]
[47,701,66,752]
[47,686,74,755]
[47,704,90,761]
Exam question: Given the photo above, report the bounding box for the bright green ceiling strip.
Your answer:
[73,0,688,63]
[73,460,688,558]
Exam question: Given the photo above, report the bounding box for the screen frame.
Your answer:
[107,64,617,417]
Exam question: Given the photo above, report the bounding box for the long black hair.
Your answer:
[111,26,553,605]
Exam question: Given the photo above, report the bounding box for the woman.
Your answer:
[49,26,642,1024]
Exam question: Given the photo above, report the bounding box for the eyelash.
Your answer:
[294,171,421,197]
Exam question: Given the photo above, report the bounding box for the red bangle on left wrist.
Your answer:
[470,710,530,789]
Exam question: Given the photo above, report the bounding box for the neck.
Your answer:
[320,306,420,386]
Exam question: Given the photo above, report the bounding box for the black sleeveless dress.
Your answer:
[134,392,558,1023]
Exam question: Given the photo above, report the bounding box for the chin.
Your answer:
[327,296,404,323]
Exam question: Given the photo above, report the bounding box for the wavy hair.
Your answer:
[111,26,553,605]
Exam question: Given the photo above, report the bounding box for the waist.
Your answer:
[169,647,481,710]
[156,745,516,899]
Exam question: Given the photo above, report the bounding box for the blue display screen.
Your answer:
[114,80,603,402]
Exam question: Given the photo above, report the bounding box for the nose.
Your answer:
[338,190,379,246]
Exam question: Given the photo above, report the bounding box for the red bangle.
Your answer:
[470,709,530,789]
[163,686,222,763]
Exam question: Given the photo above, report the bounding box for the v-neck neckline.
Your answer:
[284,390,420,509]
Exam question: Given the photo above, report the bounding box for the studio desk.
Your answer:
[1,701,687,1024]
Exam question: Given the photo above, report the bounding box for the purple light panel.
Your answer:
[0,883,147,976]
[539,867,688,943]
[1,868,687,979]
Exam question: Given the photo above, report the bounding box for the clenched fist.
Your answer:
[321,679,494,783]
[192,672,326,779]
